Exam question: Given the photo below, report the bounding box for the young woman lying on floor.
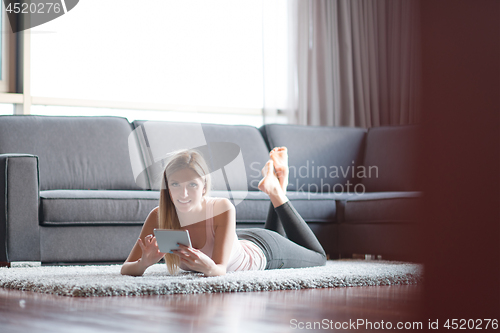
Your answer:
[121,147,326,277]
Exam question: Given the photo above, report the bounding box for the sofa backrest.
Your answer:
[361,125,420,192]
[0,115,141,191]
[260,124,366,193]
[132,120,270,191]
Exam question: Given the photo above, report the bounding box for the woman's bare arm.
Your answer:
[207,198,237,276]
[121,207,164,276]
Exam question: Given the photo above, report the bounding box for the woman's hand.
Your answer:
[137,234,165,268]
[171,244,218,276]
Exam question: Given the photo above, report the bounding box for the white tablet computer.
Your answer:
[153,229,192,253]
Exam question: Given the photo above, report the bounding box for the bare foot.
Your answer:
[269,147,289,194]
[258,160,289,207]
[258,160,280,195]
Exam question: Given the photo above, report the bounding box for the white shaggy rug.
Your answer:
[0,260,423,297]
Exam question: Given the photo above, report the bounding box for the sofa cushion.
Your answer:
[0,115,141,191]
[361,125,420,192]
[200,123,270,192]
[40,190,159,226]
[338,191,422,223]
[211,190,338,223]
[40,225,142,263]
[131,121,270,192]
[260,124,366,193]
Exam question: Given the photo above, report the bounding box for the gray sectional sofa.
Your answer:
[0,115,421,266]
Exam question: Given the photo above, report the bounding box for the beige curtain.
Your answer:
[286,0,421,128]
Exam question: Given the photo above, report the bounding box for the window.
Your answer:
[0,4,16,93]
[30,105,265,126]
[31,0,266,110]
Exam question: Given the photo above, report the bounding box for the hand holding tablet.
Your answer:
[153,229,192,253]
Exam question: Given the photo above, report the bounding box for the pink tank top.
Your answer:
[199,197,267,271]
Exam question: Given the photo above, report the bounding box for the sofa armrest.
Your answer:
[0,154,40,263]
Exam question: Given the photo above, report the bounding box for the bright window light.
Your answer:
[31,0,264,110]
[0,103,13,115]
[30,105,265,127]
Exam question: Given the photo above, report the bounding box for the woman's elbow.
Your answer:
[120,262,143,277]
[204,265,227,277]
[120,265,130,276]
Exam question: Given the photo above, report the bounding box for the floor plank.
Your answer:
[0,285,423,333]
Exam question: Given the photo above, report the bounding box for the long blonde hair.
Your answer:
[159,149,211,275]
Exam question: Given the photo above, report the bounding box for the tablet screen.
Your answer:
[153,229,192,253]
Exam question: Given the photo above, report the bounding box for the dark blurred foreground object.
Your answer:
[419,0,499,323]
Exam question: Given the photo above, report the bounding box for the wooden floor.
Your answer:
[0,284,423,333]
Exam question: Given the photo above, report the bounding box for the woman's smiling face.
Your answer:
[168,168,206,213]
